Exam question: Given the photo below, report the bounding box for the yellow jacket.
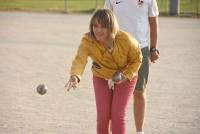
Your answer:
[70,30,142,81]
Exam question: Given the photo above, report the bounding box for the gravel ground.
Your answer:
[0,11,200,134]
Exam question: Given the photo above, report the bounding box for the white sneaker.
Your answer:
[136,132,144,134]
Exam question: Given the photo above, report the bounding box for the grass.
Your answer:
[0,0,199,15]
[0,0,65,11]
[157,0,200,15]
[0,0,104,13]
[180,0,200,14]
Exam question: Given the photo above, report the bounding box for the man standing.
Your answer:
[104,0,159,134]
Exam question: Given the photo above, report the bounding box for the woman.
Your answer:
[65,9,142,134]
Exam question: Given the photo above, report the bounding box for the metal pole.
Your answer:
[166,0,169,13]
[96,0,98,9]
[64,0,67,12]
[197,0,199,16]
[160,0,163,12]
[169,0,180,16]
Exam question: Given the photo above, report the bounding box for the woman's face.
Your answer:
[93,20,109,44]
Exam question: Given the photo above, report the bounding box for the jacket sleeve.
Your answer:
[122,39,143,81]
[70,36,90,81]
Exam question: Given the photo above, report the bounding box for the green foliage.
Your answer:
[0,0,199,15]
[157,0,200,14]
[0,0,104,12]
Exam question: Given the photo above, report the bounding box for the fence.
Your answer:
[0,0,199,16]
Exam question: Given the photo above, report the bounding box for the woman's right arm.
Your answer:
[65,36,90,91]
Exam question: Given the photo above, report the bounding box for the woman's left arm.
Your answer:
[122,41,142,81]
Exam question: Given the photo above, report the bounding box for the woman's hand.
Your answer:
[112,71,128,84]
[65,75,79,92]
[114,77,128,84]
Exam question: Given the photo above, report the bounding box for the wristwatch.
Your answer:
[150,47,159,53]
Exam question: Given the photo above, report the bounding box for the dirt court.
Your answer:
[0,11,200,134]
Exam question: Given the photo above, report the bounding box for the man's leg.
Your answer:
[134,90,146,132]
[134,47,149,133]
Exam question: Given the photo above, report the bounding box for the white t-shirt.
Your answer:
[104,0,159,48]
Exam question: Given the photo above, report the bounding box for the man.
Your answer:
[104,0,159,134]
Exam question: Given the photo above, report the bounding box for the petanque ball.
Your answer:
[36,84,47,95]
[112,71,123,83]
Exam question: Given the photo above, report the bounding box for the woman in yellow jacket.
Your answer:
[65,9,142,134]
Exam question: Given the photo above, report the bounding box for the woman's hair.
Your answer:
[89,9,119,40]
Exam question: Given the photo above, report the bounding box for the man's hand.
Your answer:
[150,48,160,63]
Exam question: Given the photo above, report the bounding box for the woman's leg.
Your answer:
[111,77,137,134]
[93,76,113,134]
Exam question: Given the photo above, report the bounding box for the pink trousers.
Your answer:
[93,76,137,134]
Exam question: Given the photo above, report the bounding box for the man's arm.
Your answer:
[149,16,158,49]
[149,16,159,63]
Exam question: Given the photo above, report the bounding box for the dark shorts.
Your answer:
[135,47,150,92]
